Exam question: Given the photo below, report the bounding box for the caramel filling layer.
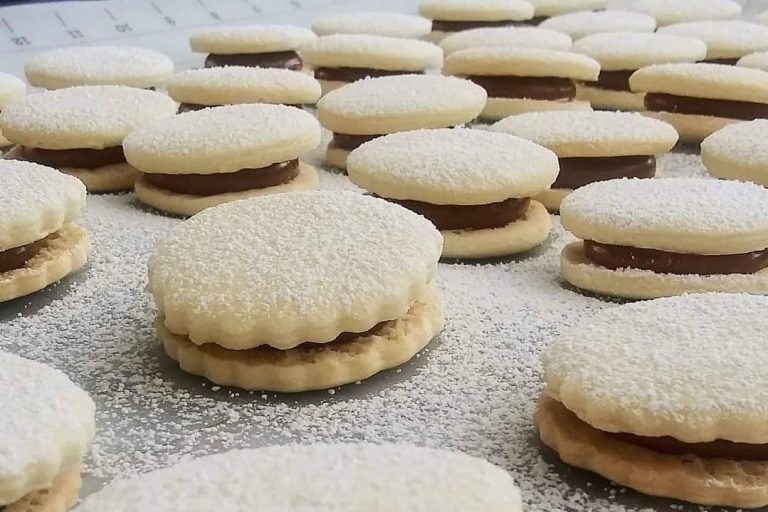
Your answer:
[466,75,575,101]
[143,160,299,196]
[15,145,126,169]
[389,197,530,231]
[582,70,634,92]
[204,51,302,70]
[0,234,50,273]
[329,133,383,152]
[584,240,768,275]
[178,103,209,113]
[702,58,739,65]
[553,155,655,190]
[645,93,768,121]
[432,18,546,31]
[314,67,422,83]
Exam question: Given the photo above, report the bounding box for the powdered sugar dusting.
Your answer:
[418,0,534,21]
[439,27,571,55]
[311,12,432,39]
[659,20,768,59]
[189,25,316,54]
[624,0,742,26]
[300,34,442,70]
[539,10,656,39]
[571,32,706,71]
[0,72,25,107]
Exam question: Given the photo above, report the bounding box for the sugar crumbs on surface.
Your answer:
[0,151,717,511]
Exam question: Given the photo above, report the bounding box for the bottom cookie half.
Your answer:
[4,469,82,512]
[575,86,645,112]
[480,97,591,121]
[644,112,737,144]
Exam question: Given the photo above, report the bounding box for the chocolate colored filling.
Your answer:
[553,155,656,190]
[329,133,383,152]
[583,240,768,275]
[0,235,48,273]
[582,70,634,92]
[702,57,739,65]
[143,160,299,196]
[390,197,530,231]
[466,75,575,101]
[432,19,520,31]
[178,103,209,113]
[15,145,126,169]
[314,67,422,83]
[204,51,302,70]
[645,93,768,121]
[608,431,768,461]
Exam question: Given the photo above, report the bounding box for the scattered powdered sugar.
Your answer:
[0,72,25,107]
[539,10,656,40]
[623,0,742,26]
[526,0,613,17]
[443,46,600,80]
[299,34,443,70]
[0,150,727,511]
[570,32,706,71]
[189,25,317,54]
[738,50,768,72]
[439,27,572,56]
[658,20,768,58]
[311,12,432,39]
[418,0,534,21]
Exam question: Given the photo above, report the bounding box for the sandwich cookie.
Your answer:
[189,25,316,70]
[0,351,94,512]
[738,51,768,72]
[623,0,742,27]
[525,0,613,24]
[538,293,768,508]
[299,34,443,95]
[0,161,87,302]
[701,120,768,186]
[1,86,178,192]
[165,66,321,113]
[540,10,656,40]
[317,74,486,170]
[125,104,320,217]
[439,26,571,56]
[572,32,706,111]
[559,178,768,299]
[24,46,173,90]
[0,73,25,147]
[492,111,678,211]
[659,20,768,64]
[348,129,558,259]
[147,191,444,392]
[311,12,432,39]
[630,63,768,142]
[418,0,535,41]
[444,47,599,119]
[73,444,522,511]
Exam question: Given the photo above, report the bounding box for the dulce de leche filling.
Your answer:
[144,160,299,196]
[14,145,126,169]
[389,197,531,231]
[466,75,576,101]
[581,70,634,92]
[0,234,50,273]
[329,133,383,152]
[553,155,656,190]
[645,93,768,121]
[583,240,768,275]
[204,51,302,70]
[314,67,422,83]
[431,18,545,31]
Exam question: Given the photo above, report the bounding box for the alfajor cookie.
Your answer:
[0,161,88,302]
[73,444,522,511]
[538,293,768,508]
[572,32,706,111]
[540,10,656,40]
[701,120,768,186]
[1,86,177,192]
[165,66,321,112]
[311,12,432,39]
[492,110,678,210]
[0,350,94,511]
[559,178,768,298]
[348,129,558,259]
[125,104,320,217]
[189,25,316,70]
[525,0,613,23]
[148,191,443,392]
[444,47,599,119]
[738,51,768,72]
[299,34,443,95]
[630,63,768,142]
[659,20,768,64]
[25,46,173,90]
[439,26,571,55]
[623,0,742,27]
[0,72,25,147]
[317,74,486,170]
[418,0,535,41]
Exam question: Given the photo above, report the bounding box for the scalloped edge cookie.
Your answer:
[159,286,443,392]
[575,86,645,112]
[5,469,81,512]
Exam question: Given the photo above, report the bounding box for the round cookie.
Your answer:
[658,20,768,62]
[738,51,768,72]
[125,104,320,217]
[24,46,173,90]
[526,0,613,20]
[165,66,321,112]
[0,72,26,147]
[189,25,316,69]
[444,46,599,119]
[299,34,443,95]
[1,85,178,192]
[311,12,432,39]
[701,120,768,186]
[491,110,678,210]
[317,74,486,170]
[440,26,572,55]
[0,161,88,302]
[0,351,94,509]
[624,0,742,27]
[559,178,768,299]
[538,293,768,507]
[540,10,657,40]
[73,444,522,511]
[629,63,768,142]
[571,32,706,111]
[348,128,559,259]
[418,0,535,41]
[148,191,443,391]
